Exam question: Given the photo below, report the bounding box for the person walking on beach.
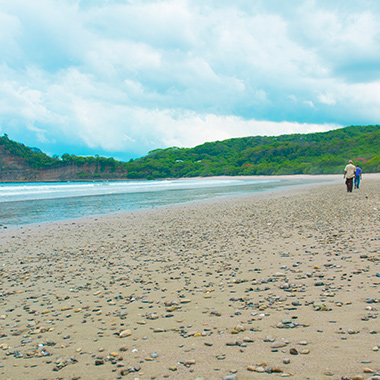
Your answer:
[354,165,362,189]
[344,160,356,192]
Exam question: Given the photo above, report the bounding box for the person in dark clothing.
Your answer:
[343,160,355,192]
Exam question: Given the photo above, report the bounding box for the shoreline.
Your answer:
[0,173,353,184]
[1,176,380,379]
[0,174,347,232]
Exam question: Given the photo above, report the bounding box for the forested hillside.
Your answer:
[0,125,379,182]
[134,125,380,178]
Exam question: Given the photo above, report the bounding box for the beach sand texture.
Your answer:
[1,176,380,380]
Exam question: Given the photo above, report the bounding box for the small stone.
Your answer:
[223,375,237,380]
[363,368,375,373]
[289,348,298,355]
[13,350,23,358]
[119,330,132,338]
[234,325,245,332]
[271,342,287,349]
[313,302,324,310]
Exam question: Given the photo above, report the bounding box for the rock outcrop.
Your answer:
[0,145,128,182]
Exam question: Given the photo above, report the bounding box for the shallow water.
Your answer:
[0,178,321,227]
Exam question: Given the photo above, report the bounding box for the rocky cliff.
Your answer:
[0,144,129,182]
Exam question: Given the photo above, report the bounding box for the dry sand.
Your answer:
[1,175,380,380]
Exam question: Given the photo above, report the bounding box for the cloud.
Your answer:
[0,0,380,160]
[149,112,341,149]
[289,1,380,83]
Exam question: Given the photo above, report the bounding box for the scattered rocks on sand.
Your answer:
[1,178,380,379]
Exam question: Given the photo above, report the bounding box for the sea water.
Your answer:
[0,178,318,227]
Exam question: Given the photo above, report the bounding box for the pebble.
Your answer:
[2,180,380,380]
[247,365,265,372]
[119,330,132,338]
[223,375,238,380]
[271,342,287,348]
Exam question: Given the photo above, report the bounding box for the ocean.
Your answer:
[0,177,321,228]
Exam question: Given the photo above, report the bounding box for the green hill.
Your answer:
[134,125,380,178]
[1,125,379,182]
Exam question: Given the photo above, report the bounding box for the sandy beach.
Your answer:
[1,175,380,380]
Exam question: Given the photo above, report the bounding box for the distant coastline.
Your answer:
[0,173,344,183]
[1,125,379,182]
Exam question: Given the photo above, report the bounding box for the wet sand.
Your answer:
[1,175,380,380]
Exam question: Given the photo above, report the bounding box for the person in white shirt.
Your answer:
[343,160,356,192]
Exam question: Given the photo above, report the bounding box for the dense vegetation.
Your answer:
[1,125,379,181]
[130,125,380,178]
[0,133,58,168]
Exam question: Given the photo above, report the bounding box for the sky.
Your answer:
[1,0,380,161]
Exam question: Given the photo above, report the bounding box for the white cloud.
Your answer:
[151,112,341,149]
[318,93,336,106]
[303,100,316,109]
[0,0,380,159]
[41,102,341,153]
